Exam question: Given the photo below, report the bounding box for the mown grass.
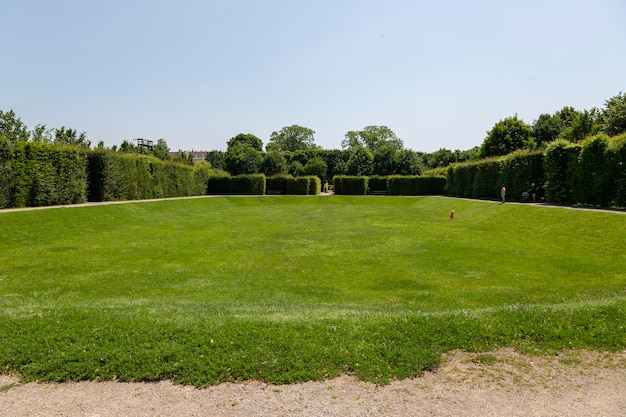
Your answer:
[0,196,624,386]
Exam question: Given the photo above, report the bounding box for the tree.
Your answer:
[0,109,29,143]
[261,151,288,176]
[395,149,423,175]
[31,124,53,143]
[342,125,403,153]
[532,113,562,147]
[479,116,532,158]
[303,156,328,182]
[558,108,600,143]
[153,138,171,160]
[227,133,263,151]
[54,126,91,147]
[373,144,398,175]
[225,145,263,175]
[267,125,317,152]
[346,147,374,176]
[603,91,626,136]
[205,150,225,170]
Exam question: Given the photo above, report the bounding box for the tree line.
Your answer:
[1,90,624,203]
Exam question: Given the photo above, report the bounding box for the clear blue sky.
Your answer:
[2,0,625,153]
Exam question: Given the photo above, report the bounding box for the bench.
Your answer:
[369,190,388,196]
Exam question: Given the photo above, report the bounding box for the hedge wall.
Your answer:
[333,176,368,195]
[207,174,266,195]
[287,177,310,195]
[7,141,88,207]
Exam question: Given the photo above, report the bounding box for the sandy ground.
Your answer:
[1,348,624,417]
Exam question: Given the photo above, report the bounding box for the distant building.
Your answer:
[169,150,208,165]
[135,138,154,151]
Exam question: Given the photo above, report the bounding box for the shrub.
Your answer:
[287,177,310,195]
[338,176,368,195]
[387,176,417,195]
[266,175,292,194]
[544,140,580,205]
[416,176,446,195]
[307,176,321,195]
[368,176,388,193]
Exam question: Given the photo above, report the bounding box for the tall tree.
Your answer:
[373,144,398,176]
[225,145,263,175]
[153,138,171,160]
[0,110,30,143]
[261,151,288,176]
[342,125,403,153]
[480,116,532,158]
[346,147,374,176]
[54,126,90,147]
[227,133,263,151]
[603,91,626,136]
[303,156,328,182]
[532,113,562,147]
[205,150,226,170]
[395,149,423,175]
[267,125,317,152]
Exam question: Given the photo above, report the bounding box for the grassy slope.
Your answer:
[0,196,624,385]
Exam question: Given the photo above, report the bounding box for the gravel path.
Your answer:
[2,349,624,417]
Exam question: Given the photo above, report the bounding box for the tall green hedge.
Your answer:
[543,140,580,205]
[8,141,88,207]
[387,175,417,195]
[287,177,310,195]
[207,174,266,195]
[333,176,368,195]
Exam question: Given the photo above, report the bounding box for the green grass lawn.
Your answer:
[0,196,624,385]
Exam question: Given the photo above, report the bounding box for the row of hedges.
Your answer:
[447,135,626,206]
[207,175,322,195]
[332,175,447,196]
[0,141,212,208]
[87,151,211,202]
[206,174,266,195]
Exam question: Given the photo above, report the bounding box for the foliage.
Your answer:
[227,133,263,151]
[480,116,532,158]
[373,145,398,176]
[8,141,88,207]
[206,174,266,195]
[500,150,545,201]
[267,125,317,152]
[334,176,368,195]
[0,109,29,143]
[225,145,263,175]
[342,125,403,152]
[261,151,288,176]
[205,150,226,170]
[54,126,91,148]
[1,197,624,386]
[287,177,311,195]
[543,140,580,205]
[574,134,614,206]
[266,175,291,194]
[367,176,388,192]
[602,91,626,136]
[303,157,328,183]
[346,147,374,176]
[387,175,417,195]
[395,149,424,175]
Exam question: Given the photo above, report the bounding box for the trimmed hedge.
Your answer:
[307,176,321,195]
[207,174,266,195]
[333,176,368,195]
[387,176,417,195]
[266,175,291,194]
[287,177,310,195]
[8,141,88,207]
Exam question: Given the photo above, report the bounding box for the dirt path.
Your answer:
[2,349,624,417]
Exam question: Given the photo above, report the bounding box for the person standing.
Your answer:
[501,185,506,203]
